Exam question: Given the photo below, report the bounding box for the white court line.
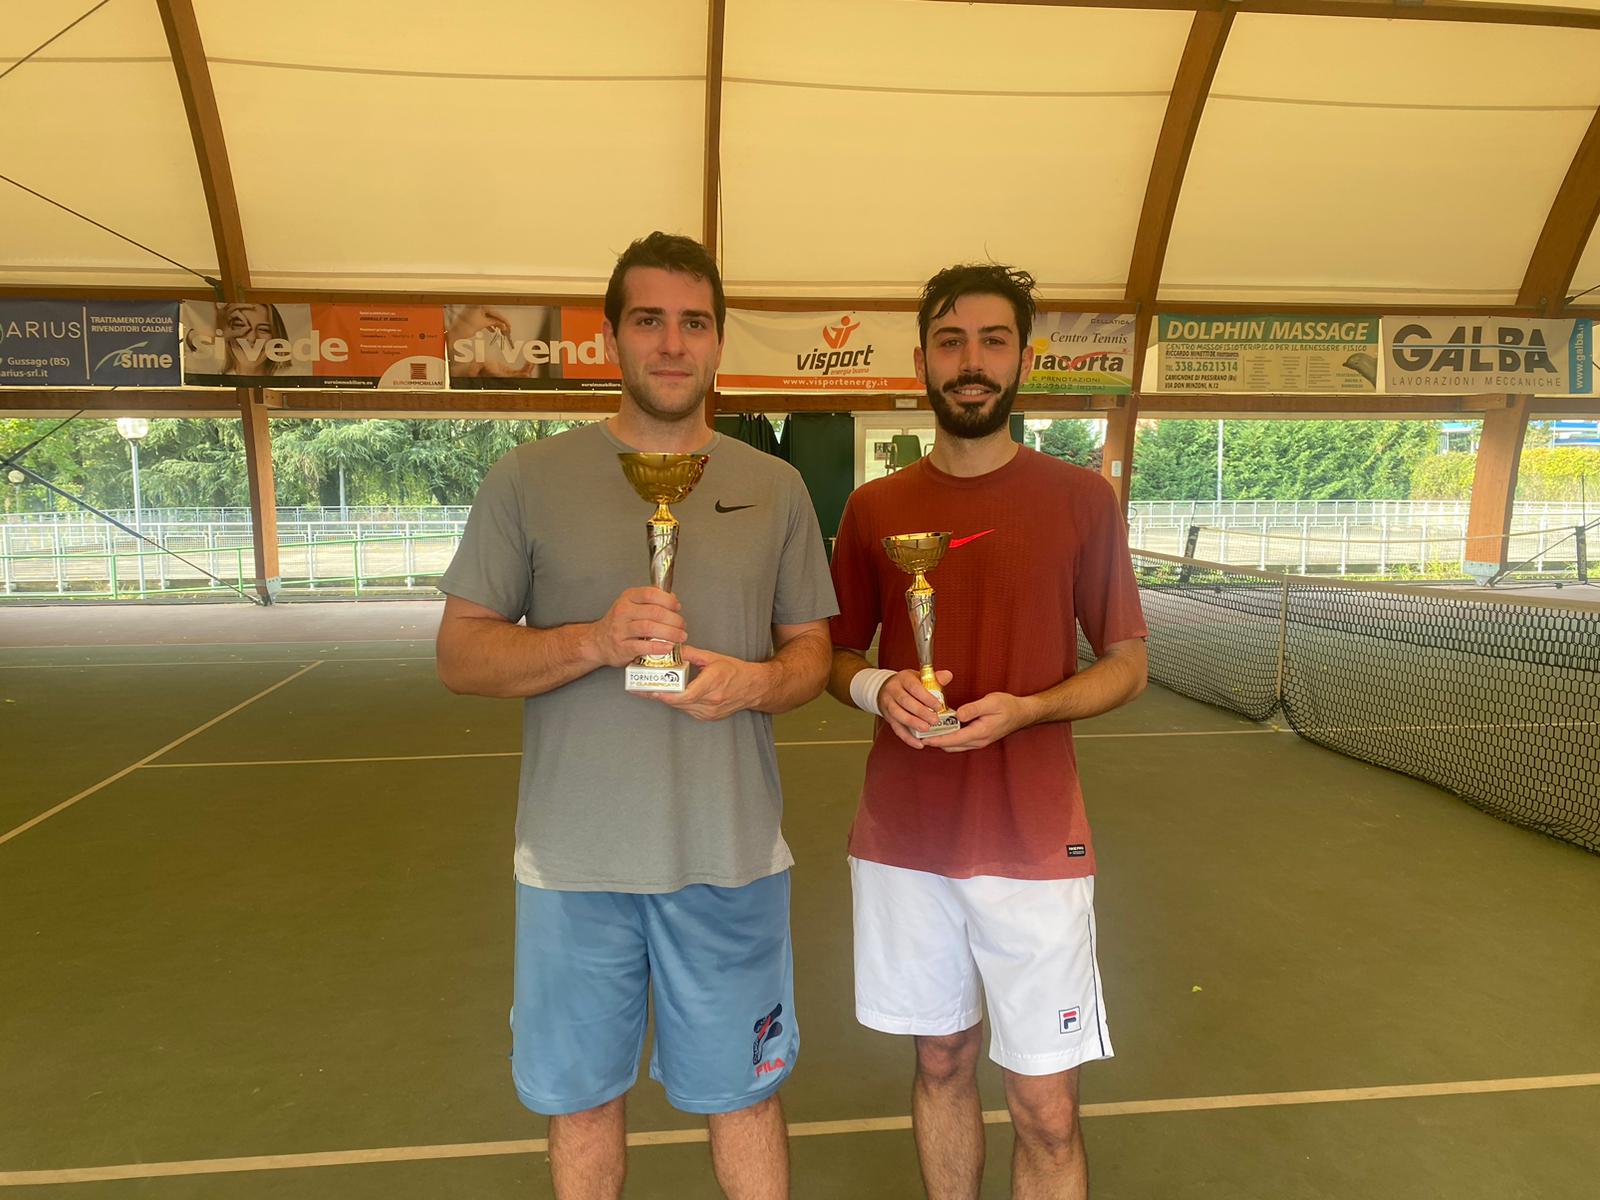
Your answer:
[2,1071,1595,1186]
[0,656,433,670]
[0,663,324,849]
[143,751,521,769]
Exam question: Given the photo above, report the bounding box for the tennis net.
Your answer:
[1085,550,1600,853]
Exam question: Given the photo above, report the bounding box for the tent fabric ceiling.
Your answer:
[3,0,1600,308]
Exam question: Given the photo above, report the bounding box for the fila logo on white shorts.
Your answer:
[1058,1007,1082,1035]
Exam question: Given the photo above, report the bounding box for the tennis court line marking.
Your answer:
[137,729,1291,769]
[0,662,325,850]
[3,1071,1596,1186]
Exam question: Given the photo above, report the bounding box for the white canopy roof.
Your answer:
[4,0,1600,311]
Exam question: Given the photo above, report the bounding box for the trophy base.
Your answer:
[915,710,961,739]
[625,662,691,693]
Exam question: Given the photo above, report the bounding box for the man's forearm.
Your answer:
[827,647,873,708]
[437,616,599,699]
[752,629,833,714]
[1022,642,1148,726]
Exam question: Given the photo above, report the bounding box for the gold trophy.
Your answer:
[882,532,960,738]
[619,452,709,692]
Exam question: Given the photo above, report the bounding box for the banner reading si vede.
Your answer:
[181,302,446,388]
[1382,316,1592,395]
[718,310,920,392]
[1023,313,1134,394]
[446,304,619,390]
[0,300,181,386]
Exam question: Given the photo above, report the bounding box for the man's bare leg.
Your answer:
[707,1092,789,1199]
[549,1095,627,1200]
[1003,1067,1086,1200]
[912,1027,986,1200]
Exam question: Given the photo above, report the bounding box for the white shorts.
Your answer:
[849,857,1113,1075]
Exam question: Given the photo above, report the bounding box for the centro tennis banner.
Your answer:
[718,310,920,392]
[181,302,446,388]
[446,304,619,390]
[0,300,181,386]
[1156,314,1380,393]
[1024,313,1134,394]
[1382,317,1592,394]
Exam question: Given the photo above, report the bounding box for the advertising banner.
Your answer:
[181,302,446,388]
[718,310,920,392]
[1023,313,1134,394]
[1382,317,1592,394]
[445,304,620,390]
[1156,314,1380,393]
[0,300,181,386]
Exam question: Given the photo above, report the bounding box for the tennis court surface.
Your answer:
[3,596,1597,1199]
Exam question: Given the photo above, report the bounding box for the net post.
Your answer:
[1578,525,1589,584]
[1274,573,1290,706]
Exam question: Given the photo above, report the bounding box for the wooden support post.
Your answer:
[1101,397,1139,512]
[238,388,281,603]
[1463,395,1530,579]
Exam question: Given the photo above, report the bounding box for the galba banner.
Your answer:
[718,310,921,392]
[445,305,620,390]
[0,300,181,386]
[1023,313,1134,394]
[1156,314,1380,393]
[181,302,446,388]
[1382,317,1592,394]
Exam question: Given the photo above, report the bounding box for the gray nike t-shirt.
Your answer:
[441,421,838,892]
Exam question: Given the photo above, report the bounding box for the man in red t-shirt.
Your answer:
[827,263,1148,1199]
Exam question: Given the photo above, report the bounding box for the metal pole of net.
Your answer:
[1083,549,1600,853]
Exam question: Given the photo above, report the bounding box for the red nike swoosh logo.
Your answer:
[949,529,996,548]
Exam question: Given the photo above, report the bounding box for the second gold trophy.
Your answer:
[618,452,709,692]
[882,531,960,738]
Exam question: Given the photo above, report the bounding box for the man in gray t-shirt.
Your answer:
[437,232,836,1200]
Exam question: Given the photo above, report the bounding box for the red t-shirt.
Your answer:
[829,447,1148,879]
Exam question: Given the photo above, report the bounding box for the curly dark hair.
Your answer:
[603,231,726,338]
[917,263,1037,348]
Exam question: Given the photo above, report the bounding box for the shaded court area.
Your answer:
[2,601,1598,1199]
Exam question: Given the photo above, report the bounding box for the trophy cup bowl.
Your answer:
[619,452,709,693]
[881,531,961,738]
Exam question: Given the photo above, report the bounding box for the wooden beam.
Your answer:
[915,0,1600,33]
[703,0,727,259]
[1518,107,1600,313]
[1115,7,1231,509]
[155,0,248,297]
[237,388,280,602]
[1464,395,1532,574]
[0,390,234,415]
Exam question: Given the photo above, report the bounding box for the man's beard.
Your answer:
[927,370,1021,440]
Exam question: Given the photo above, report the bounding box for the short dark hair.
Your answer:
[604,231,726,338]
[917,263,1037,348]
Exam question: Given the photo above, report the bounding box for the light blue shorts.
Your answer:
[511,871,796,1116]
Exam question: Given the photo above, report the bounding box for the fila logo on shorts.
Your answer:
[1059,1007,1082,1035]
[752,1003,786,1077]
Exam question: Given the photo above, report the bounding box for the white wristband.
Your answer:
[849,667,897,717]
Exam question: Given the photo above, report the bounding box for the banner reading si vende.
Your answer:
[1382,317,1592,395]
[0,300,181,387]
[446,304,619,390]
[181,302,445,388]
[1023,313,1134,394]
[718,310,920,392]
[1156,314,1380,393]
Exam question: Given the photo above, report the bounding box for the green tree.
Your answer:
[1036,419,1101,469]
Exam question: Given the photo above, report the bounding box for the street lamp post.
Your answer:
[115,418,150,595]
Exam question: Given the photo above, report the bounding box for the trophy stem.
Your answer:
[903,579,959,737]
[643,517,683,669]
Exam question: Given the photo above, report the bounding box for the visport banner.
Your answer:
[446,304,619,390]
[0,300,181,386]
[1382,317,1592,395]
[181,302,446,388]
[718,310,920,392]
[1156,314,1380,393]
[1023,313,1134,394]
